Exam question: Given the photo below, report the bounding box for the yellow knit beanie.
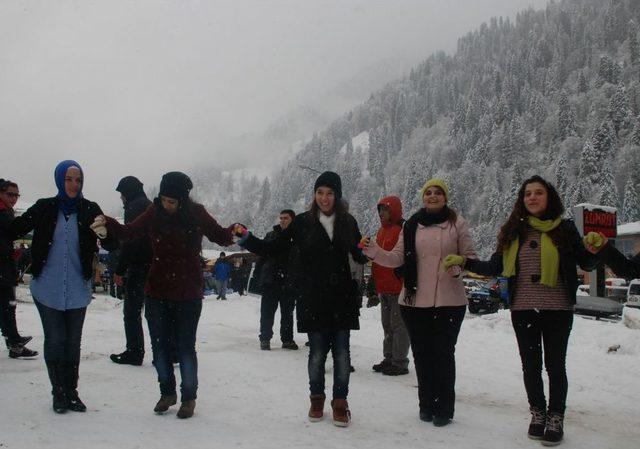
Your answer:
[420,178,449,201]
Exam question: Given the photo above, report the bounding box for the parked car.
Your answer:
[626,279,640,309]
[574,295,623,319]
[463,278,484,295]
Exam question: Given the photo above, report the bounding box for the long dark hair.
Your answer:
[153,196,200,249]
[497,175,567,252]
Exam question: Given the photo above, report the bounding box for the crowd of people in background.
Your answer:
[1,161,639,447]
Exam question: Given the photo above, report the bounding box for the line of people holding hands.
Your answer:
[2,159,638,447]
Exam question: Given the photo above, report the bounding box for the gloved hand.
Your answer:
[442,254,466,270]
[584,231,607,254]
[90,215,108,239]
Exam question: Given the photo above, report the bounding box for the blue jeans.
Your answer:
[308,330,351,399]
[34,299,87,362]
[145,297,202,402]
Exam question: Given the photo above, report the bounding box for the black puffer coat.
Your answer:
[243,210,367,332]
[9,197,117,280]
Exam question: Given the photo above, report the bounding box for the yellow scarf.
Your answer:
[502,216,562,287]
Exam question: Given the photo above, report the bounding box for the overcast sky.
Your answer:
[0,0,547,212]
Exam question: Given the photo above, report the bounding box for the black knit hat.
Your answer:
[116,176,144,201]
[314,171,342,200]
[159,171,193,201]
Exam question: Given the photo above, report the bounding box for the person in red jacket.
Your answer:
[371,196,410,376]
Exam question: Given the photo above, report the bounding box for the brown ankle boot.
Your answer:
[331,398,351,427]
[153,394,177,413]
[308,394,326,422]
[177,400,196,419]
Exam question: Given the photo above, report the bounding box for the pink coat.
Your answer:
[363,217,476,308]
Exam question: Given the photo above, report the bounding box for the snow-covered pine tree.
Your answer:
[621,175,640,223]
[608,84,631,133]
[558,90,577,140]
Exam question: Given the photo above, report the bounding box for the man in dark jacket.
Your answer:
[110,176,152,366]
[259,209,297,351]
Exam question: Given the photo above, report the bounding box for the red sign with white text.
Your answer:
[583,209,617,238]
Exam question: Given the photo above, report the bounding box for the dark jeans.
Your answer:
[259,286,294,343]
[308,330,350,399]
[0,286,21,345]
[122,268,147,356]
[34,299,87,362]
[511,309,573,414]
[145,297,202,402]
[400,305,466,419]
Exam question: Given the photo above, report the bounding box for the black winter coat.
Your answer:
[465,219,599,305]
[115,194,152,275]
[9,197,117,280]
[600,244,640,280]
[0,206,17,287]
[258,225,292,291]
[242,210,367,332]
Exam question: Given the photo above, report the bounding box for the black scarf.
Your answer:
[402,206,451,305]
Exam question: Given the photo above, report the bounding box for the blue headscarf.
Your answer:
[54,160,84,215]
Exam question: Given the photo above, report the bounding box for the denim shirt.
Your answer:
[30,211,92,311]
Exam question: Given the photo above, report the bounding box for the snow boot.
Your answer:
[45,361,69,413]
[541,412,564,446]
[154,394,177,413]
[65,362,86,412]
[331,398,351,427]
[177,400,196,419]
[110,350,143,366]
[260,340,270,350]
[528,407,546,440]
[308,393,325,422]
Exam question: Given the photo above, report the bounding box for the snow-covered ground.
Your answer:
[1,286,638,449]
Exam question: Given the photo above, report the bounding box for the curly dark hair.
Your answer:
[497,175,567,252]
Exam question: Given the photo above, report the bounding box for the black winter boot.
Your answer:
[45,361,69,413]
[528,407,546,439]
[64,362,87,412]
[541,412,564,446]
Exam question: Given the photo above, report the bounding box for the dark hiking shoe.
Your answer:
[8,345,38,359]
[372,359,392,373]
[5,336,34,349]
[433,416,452,427]
[308,394,325,422]
[282,341,299,350]
[260,341,270,350]
[154,394,177,413]
[528,407,546,440]
[541,412,564,446]
[382,365,409,376]
[52,388,69,414]
[110,351,143,366]
[177,400,196,419]
[419,410,433,422]
[331,398,351,427]
[67,391,87,412]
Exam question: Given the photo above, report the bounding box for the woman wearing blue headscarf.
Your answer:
[10,160,115,414]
